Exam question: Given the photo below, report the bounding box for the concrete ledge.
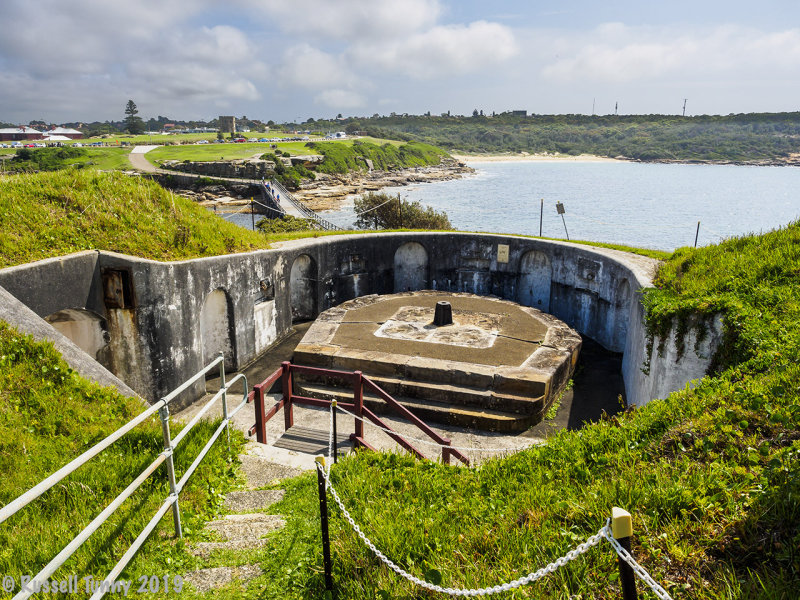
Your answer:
[0,284,142,401]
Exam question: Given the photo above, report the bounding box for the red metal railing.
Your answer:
[247,362,469,465]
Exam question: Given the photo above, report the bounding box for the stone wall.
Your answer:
[166,160,275,181]
[0,233,718,410]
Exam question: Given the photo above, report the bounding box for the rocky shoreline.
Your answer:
[293,158,474,211]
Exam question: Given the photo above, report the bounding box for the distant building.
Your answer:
[510,110,528,117]
[218,116,236,133]
[0,126,43,141]
[45,126,83,139]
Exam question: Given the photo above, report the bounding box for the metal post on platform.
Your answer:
[612,507,638,600]
[159,404,182,538]
[281,361,294,430]
[539,198,543,237]
[694,221,700,248]
[315,456,334,592]
[556,201,569,241]
[332,400,338,464]
[219,352,230,451]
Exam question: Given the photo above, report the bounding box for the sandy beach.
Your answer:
[451,153,624,163]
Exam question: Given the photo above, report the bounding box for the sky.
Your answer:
[1,0,799,124]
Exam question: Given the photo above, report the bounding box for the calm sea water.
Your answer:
[309,161,800,251]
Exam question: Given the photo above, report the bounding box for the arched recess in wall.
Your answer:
[45,308,110,367]
[517,250,552,312]
[613,278,633,351]
[393,242,428,292]
[290,254,317,322]
[200,288,236,370]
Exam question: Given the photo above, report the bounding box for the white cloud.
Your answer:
[351,21,517,79]
[241,0,441,40]
[315,89,366,109]
[541,24,800,83]
[276,45,355,90]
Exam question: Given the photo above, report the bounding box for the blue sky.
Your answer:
[1,1,798,124]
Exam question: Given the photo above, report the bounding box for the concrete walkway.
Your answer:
[128,146,159,172]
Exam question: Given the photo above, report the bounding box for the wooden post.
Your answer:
[694,221,700,247]
[353,371,364,439]
[315,456,334,592]
[612,507,638,600]
[281,361,294,430]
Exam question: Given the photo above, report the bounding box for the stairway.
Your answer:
[181,449,301,593]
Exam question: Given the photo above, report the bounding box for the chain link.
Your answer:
[334,405,540,455]
[603,526,674,600]
[323,406,673,598]
[317,462,606,596]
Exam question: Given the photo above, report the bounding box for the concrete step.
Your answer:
[366,374,544,415]
[224,489,285,512]
[238,454,302,489]
[182,564,263,592]
[292,349,548,398]
[190,513,286,558]
[295,371,547,417]
[298,383,537,432]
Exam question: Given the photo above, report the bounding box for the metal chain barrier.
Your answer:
[603,526,674,600]
[323,403,675,598]
[334,405,540,455]
[318,462,606,596]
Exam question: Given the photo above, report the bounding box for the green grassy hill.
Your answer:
[0,170,273,268]
[0,322,244,596]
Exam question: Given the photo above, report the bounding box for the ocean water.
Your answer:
[311,160,800,251]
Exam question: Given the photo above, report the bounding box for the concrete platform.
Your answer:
[294,291,581,431]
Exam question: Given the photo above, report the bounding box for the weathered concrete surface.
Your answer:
[182,565,263,593]
[0,232,717,411]
[294,291,580,430]
[624,312,724,406]
[0,284,141,400]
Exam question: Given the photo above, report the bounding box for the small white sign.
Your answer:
[497,244,509,263]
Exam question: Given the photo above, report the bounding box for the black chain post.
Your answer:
[316,456,334,593]
[612,507,638,600]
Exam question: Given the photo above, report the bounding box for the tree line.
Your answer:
[301,112,800,163]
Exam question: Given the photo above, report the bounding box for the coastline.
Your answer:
[451,152,800,167]
[451,152,624,163]
[294,158,474,212]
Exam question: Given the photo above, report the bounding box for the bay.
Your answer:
[318,160,800,251]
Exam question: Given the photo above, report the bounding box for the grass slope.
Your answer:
[0,170,271,268]
[0,322,245,597]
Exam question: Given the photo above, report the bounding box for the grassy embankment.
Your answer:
[0,170,277,268]
[0,322,247,598]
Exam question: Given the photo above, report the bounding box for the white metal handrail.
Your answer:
[2,353,247,600]
[268,179,342,230]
